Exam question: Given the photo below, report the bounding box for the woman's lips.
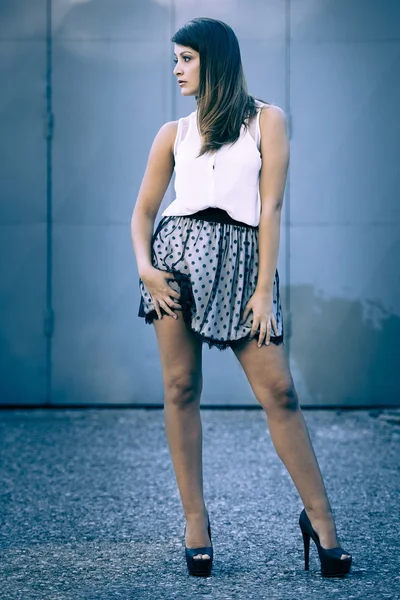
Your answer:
[179,81,187,86]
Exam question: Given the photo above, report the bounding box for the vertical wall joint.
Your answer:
[43,308,54,338]
[45,110,54,140]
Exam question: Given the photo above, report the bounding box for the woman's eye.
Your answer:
[173,57,190,64]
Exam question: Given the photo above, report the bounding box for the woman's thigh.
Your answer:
[153,312,203,399]
[231,338,298,411]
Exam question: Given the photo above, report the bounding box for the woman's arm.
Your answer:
[240,105,290,346]
[256,104,290,294]
[131,121,177,278]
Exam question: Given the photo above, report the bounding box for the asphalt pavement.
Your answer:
[0,407,399,600]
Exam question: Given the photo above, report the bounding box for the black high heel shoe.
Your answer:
[184,512,213,577]
[299,508,352,577]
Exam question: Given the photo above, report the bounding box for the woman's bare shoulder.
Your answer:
[259,104,287,137]
[157,120,179,154]
[259,104,286,121]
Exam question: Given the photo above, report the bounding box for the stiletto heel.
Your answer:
[184,511,213,577]
[301,530,311,570]
[299,508,352,577]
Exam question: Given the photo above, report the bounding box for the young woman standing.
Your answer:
[131,17,352,578]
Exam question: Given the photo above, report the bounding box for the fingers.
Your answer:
[257,321,268,347]
[153,298,162,321]
[168,288,181,300]
[271,316,279,337]
[151,271,182,319]
[249,315,260,340]
[162,272,176,281]
[158,298,178,319]
[239,297,280,347]
[240,305,251,325]
[252,317,279,347]
[157,292,181,319]
[164,296,182,311]
[162,272,181,301]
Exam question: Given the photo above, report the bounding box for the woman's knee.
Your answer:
[259,374,299,413]
[164,371,202,406]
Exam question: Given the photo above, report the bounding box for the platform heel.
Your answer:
[184,512,213,577]
[299,508,352,577]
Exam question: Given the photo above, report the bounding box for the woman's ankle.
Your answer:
[184,507,208,522]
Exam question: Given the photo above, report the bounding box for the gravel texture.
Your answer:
[0,408,399,600]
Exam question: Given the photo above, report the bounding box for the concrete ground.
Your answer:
[0,407,399,600]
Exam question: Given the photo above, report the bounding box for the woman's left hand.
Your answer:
[240,290,279,347]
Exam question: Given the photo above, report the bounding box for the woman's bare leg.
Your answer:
[231,337,350,558]
[153,311,211,559]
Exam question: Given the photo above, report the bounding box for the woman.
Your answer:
[131,17,352,578]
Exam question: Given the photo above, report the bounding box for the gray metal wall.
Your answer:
[0,0,399,406]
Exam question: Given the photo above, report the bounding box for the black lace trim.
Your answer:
[138,270,284,350]
[141,309,284,350]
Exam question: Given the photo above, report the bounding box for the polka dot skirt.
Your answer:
[138,208,284,350]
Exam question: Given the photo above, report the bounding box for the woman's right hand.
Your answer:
[140,266,181,320]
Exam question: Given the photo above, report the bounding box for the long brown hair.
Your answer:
[171,17,270,158]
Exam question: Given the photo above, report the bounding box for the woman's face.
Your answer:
[173,44,200,97]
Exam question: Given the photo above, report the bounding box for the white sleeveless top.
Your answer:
[161,100,267,227]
